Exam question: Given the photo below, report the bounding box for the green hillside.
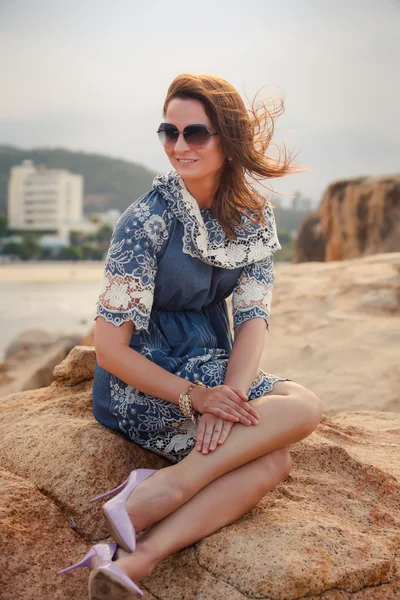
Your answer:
[0,145,158,215]
[0,146,312,237]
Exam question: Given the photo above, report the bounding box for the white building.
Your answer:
[7,160,83,233]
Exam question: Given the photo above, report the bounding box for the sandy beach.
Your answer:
[0,261,105,283]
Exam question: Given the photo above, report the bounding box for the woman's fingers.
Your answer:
[210,406,240,423]
[206,424,223,453]
[199,385,260,426]
[209,404,253,425]
[200,423,213,453]
[200,421,221,454]
[215,407,253,427]
[196,418,206,452]
[230,387,249,402]
[222,396,259,425]
[217,420,234,445]
[196,414,236,455]
[230,387,261,420]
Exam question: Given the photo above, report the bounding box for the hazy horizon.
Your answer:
[1,0,399,206]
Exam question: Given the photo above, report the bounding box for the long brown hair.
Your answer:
[163,73,305,239]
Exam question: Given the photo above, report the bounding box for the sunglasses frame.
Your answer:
[156,123,218,148]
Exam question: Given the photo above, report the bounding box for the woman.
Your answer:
[60,73,322,598]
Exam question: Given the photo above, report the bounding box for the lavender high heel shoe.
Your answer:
[59,542,143,598]
[91,469,156,553]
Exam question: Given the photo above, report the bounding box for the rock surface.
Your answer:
[0,468,89,600]
[292,210,326,264]
[0,351,168,543]
[0,328,81,399]
[294,174,400,262]
[1,253,400,599]
[1,343,400,599]
[260,252,400,416]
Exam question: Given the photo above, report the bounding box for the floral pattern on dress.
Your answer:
[96,192,172,331]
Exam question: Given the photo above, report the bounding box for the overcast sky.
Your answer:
[0,0,399,206]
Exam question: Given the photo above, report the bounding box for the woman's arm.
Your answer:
[223,317,267,395]
[95,317,258,424]
[95,318,190,403]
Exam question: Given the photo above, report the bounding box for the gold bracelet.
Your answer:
[188,380,207,393]
[178,380,207,421]
[178,392,193,418]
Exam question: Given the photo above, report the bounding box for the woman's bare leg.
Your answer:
[115,448,293,582]
[126,381,322,533]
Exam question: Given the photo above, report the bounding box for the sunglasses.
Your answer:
[157,123,218,148]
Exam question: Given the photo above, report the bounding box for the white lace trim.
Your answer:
[98,271,153,315]
[153,170,281,270]
[96,192,169,330]
[232,256,274,329]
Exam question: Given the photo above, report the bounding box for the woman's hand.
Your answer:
[196,413,235,454]
[191,385,260,426]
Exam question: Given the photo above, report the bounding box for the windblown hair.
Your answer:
[163,73,305,239]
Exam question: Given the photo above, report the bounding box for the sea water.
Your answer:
[0,280,101,360]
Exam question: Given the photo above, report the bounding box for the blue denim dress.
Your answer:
[92,171,289,463]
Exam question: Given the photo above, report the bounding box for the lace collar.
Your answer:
[153,170,281,269]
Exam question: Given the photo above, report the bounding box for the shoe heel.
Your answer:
[58,547,97,574]
[90,477,129,502]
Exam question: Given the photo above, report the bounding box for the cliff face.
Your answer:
[294,175,400,262]
[292,210,325,263]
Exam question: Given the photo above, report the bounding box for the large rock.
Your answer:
[4,328,80,360]
[262,252,400,415]
[0,328,81,399]
[0,346,400,599]
[0,468,88,600]
[294,174,400,262]
[0,348,168,542]
[292,210,326,263]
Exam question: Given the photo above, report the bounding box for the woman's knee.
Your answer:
[298,387,323,436]
[276,381,322,437]
[258,448,292,485]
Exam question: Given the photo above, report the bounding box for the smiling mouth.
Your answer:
[176,159,198,163]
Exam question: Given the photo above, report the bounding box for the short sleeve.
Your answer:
[96,191,170,331]
[232,254,275,331]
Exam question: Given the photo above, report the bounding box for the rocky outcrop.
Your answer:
[4,328,80,361]
[1,468,89,600]
[52,345,97,385]
[0,329,81,399]
[292,210,326,263]
[1,253,399,599]
[0,342,400,599]
[263,252,400,416]
[0,348,167,543]
[293,174,400,262]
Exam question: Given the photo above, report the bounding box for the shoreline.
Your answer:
[0,261,105,283]
[0,260,291,283]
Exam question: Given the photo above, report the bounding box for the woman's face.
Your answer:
[163,97,226,185]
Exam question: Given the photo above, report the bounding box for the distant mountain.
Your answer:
[0,145,312,232]
[0,145,158,215]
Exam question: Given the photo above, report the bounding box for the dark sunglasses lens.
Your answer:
[184,125,210,147]
[157,124,179,146]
